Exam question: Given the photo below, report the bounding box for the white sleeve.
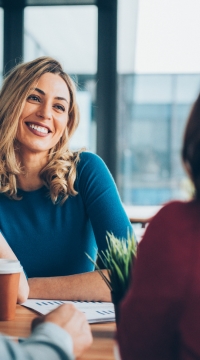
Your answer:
[0,322,74,360]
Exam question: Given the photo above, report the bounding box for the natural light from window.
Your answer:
[135,0,200,73]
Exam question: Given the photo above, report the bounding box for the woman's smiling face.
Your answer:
[16,72,70,156]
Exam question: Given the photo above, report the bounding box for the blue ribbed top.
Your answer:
[0,152,133,278]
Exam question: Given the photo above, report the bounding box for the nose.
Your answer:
[36,102,52,120]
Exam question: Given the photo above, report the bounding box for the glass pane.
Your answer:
[0,8,3,85]
[135,0,200,74]
[117,0,200,206]
[24,5,97,152]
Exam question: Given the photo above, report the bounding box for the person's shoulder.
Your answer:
[150,199,197,228]
[140,201,192,251]
[153,200,188,218]
[75,151,115,190]
[159,199,188,212]
[79,151,104,163]
[77,151,107,171]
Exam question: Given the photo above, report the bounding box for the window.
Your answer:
[117,0,200,205]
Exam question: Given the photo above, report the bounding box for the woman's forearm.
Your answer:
[17,272,29,303]
[0,232,29,303]
[28,270,111,302]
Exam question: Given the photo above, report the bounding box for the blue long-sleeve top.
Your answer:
[0,152,133,278]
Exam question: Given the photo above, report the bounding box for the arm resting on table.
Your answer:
[28,270,111,302]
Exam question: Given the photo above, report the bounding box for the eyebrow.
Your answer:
[30,87,69,103]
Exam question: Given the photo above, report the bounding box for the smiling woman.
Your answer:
[0,57,133,303]
[16,73,71,192]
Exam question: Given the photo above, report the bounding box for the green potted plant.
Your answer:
[86,231,137,323]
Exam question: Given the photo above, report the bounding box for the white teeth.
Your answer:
[28,123,49,134]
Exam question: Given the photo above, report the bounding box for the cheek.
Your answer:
[58,116,68,134]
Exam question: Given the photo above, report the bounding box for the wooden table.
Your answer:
[0,304,116,360]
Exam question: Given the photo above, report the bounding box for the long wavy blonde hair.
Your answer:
[0,56,82,203]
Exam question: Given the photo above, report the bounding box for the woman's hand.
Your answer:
[0,232,29,303]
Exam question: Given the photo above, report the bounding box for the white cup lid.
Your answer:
[0,259,23,274]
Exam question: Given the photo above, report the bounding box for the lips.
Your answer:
[26,122,51,135]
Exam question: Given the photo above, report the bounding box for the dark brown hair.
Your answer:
[182,93,200,198]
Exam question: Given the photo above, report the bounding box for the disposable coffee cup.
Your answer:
[0,259,23,321]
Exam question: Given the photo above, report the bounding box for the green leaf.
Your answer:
[85,230,137,304]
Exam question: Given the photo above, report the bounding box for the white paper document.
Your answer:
[22,299,115,324]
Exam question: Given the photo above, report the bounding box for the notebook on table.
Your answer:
[22,299,115,324]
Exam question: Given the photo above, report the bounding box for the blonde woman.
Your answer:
[0,57,133,303]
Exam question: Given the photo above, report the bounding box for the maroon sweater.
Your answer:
[117,200,200,360]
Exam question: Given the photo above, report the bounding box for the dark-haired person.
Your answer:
[116,93,200,359]
[0,303,92,360]
[0,56,133,303]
